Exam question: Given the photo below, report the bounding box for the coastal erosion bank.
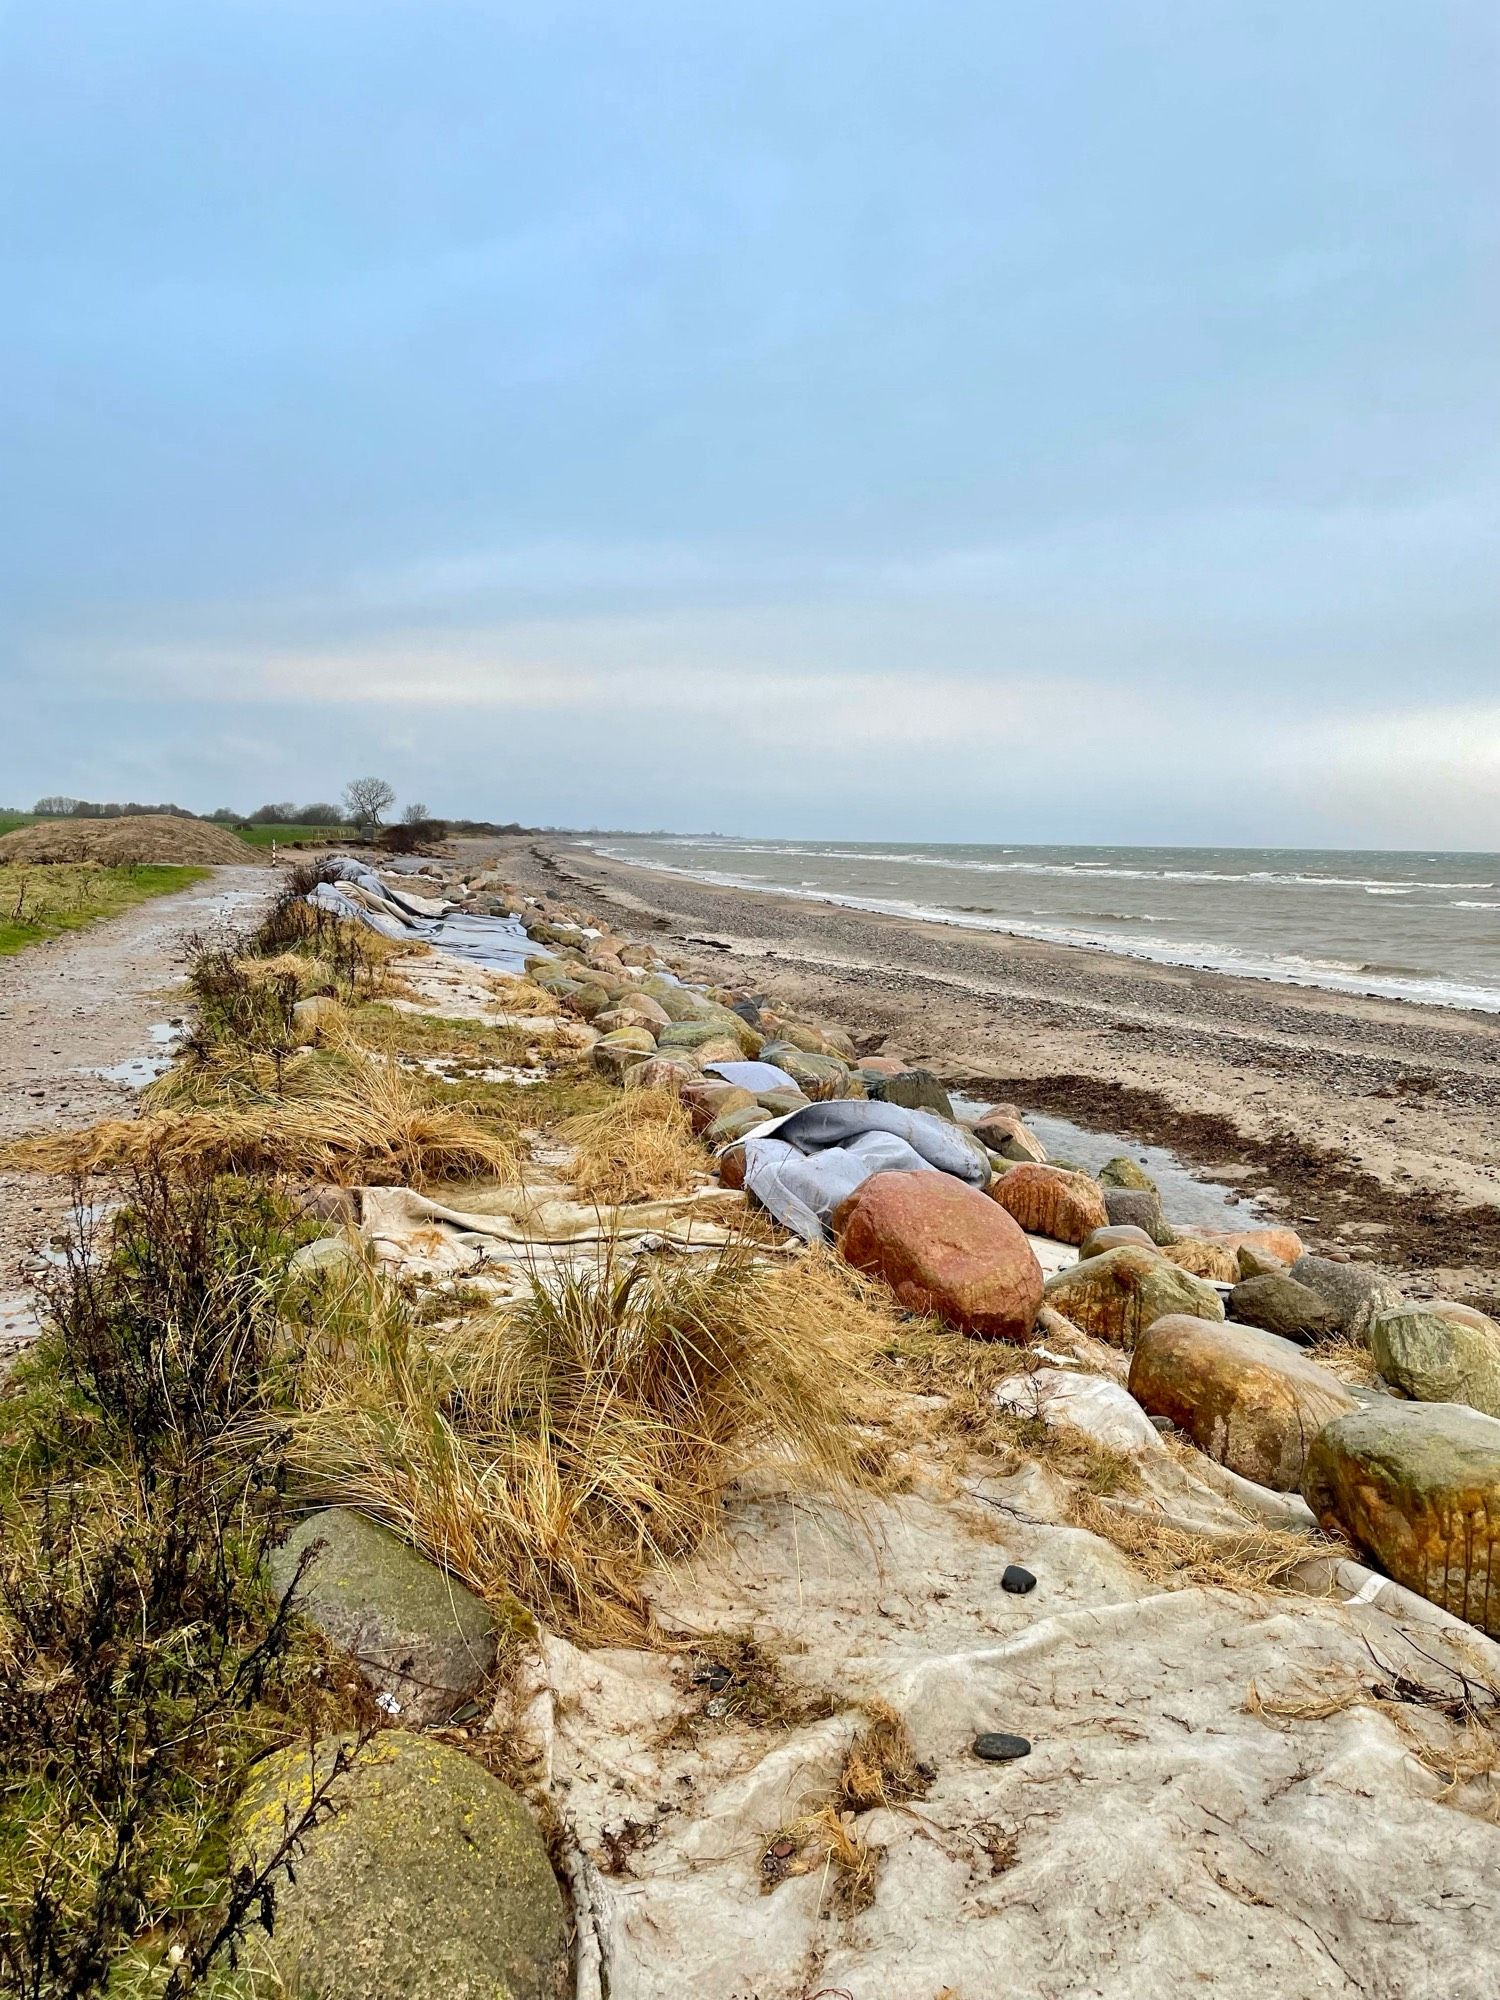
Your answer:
[476,836,1500,1313]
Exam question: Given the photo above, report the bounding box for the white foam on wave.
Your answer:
[583,844,1500,1014]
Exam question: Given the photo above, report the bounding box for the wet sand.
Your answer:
[462,835,1500,1310]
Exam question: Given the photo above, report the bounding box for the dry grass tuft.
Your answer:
[1068,1490,1317,1593]
[1310,1334,1381,1388]
[837,1698,931,1811]
[562,1088,707,1204]
[286,1243,891,1641]
[5,1050,518,1188]
[1247,1640,1500,1817]
[759,1805,880,1916]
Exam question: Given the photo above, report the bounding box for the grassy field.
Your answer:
[234,823,351,848]
[0,814,37,838]
[0,862,211,956]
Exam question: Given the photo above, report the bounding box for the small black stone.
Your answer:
[1001,1564,1036,1594]
[973,1732,1031,1763]
[1149,1414,1175,1433]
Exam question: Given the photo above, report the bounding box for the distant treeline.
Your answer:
[23,796,533,839]
[32,797,201,820]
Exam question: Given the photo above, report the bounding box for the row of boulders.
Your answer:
[504,887,1500,1642]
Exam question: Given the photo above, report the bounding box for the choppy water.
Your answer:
[584,837,1500,1014]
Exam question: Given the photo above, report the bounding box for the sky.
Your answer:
[1,2,1496,847]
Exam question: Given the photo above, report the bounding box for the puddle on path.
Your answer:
[89,1020,183,1090]
[953,1095,1274,1232]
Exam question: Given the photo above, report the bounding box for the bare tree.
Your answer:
[341,776,396,836]
[400,801,430,826]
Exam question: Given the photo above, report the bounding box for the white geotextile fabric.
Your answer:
[530,1456,1500,2000]
[993,1365,1168,1454]
[741,1099,988,1244]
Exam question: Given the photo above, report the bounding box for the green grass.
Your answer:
[0,863,211,957]
[233,823,351,848]
[0,814,37,838]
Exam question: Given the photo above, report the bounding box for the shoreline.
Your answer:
[580,842,1500,1015]
[462,834,1500,1309]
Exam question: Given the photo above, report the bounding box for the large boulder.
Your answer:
[758,1043,860,1101]
[622,1052,700,1093]
[1227,1272,1342,1345]
[866,1069,954,1120]
[1098,1156,1157,1193]
[659,1015,758,1058]
[270,1509,499,1727]
[1042,1246,1224,1348]
[1103,1185,1176,1246]
[679,1078,757,1133]
[1079,1223,1156,1260]
[835,1170,1043,1341]
[1369,1301,1500,1418]
[989,1164,1109,1246]
[238,1732,569,2000]
[1302,1403,1500,1635]
[1196,1226,1305,1266]
[970,1108,1047,1164]
[1290,1254,1404,1341]
[1129,1316,1357,1490]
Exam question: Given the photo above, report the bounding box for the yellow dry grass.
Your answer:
[561,1088,707,1204]
[837,1698,930,1812]
[286,1244,898,1641]
[1068,1490,1318,1593]
[4,1048,518,1188]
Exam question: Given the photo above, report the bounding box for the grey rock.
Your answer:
[1290,1254,1404,1341]
[1103,1186,1176,1246]
[1228,1272,1342,1345]
[271,1508,501,1726]
[1370,1300,1500,1419]
[868,1068,955,1120]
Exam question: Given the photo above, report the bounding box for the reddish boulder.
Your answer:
[988,1164,1109,1245]
[834,1170,1043,1341]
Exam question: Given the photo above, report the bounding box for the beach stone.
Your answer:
[1302,1403,1500,1634]
[1290,1254,1404,1341]
[972,1733,1031,1762]
[237,1732,568,2000]
[659,1017,749,1056]
[1001,1564,1036,1594]
[612,992,672,1029]
[857,1055,907,1077]
[1198,1226,1305,1265]
[989,1164,1109,1246]
[692,1035,745,1065]
[1129,1316,1357,1490]
[1099,1156,1157,1194]
[269,1510,499,1726]
[758,1044,860,1101]
[592,1005,653,1037]
[286,1233,369,1284]
[1079,1223,1156,1260]
[1237,1243,1290,1279]
[1227,1272,1342,1345]
[775,1019,848,1059]
[756,1085,811,1116]
[618,942,654,968]
[865,1068,955,1120]
[592,1036,654,1084]
[1042,1246,1224,1348]
[971,1109,1048,1164]
[565,982,615,1021]
[1103,1185,1176,1246]
[679,1078,754,1133]
[835,1170,1043,1341]
[639,979,709,1023]
[718,1141,748,1190]
[1369,1301,1500,1418]
[292,994,343,1042]
[1161,1237,1241,1283]
[595,1024,656,1054]
[706,1103,774,1146]
[623,1053,701,1093]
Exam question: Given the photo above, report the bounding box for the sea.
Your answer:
[580,837,1500,1015]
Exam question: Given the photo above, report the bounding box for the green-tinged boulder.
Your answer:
[592,1029,656,1083]
[758,1043,861,1101]
[526,919,585,949]
[532,969,586,1002]
[971,1108,1047,1164]
[1227,1272,1342,1345]
[1103,1185,1176,1246]
[1302,1403,1500,1635]
[706,1102,775,1145]
[565,981,614,1022]
[1162,1237,1241,1283]
[659,1012,762,1058]
[866,1068,954,1119]
[756,1085,811,1116]
[1237,1243,1290,1279]
[1042,1245,1224,1348]
[1370,1301,1500,1418]
[679,1078,755,1132]
[774,1018,847,1058]
[622,1051,701,1092]
[237,1732,568,2000]
[269,1510,498,1727]
[1099,1156,1157,1194]
[1290,1254,1404,1341]
[1129,1316,1357,1490]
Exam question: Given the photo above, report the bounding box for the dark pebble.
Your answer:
[973,1732,1031,1763]
[1001,1564,1036,1594]
[1149,1415,1175,1433]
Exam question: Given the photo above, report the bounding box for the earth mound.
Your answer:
[0,815,253,866]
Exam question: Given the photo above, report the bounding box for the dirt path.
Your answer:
[0,864,272,1357]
